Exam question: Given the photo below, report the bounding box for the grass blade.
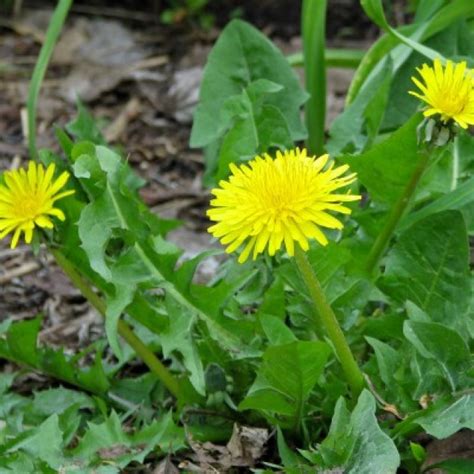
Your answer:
[301,0,327,155]
[27,0,72,159]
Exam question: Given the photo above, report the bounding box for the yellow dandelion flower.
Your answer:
[409,58,474,129]
[0,161,74,248]
[207,148,360,263]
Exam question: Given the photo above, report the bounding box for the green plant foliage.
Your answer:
[71,141,257,368]
[328,56,394,154]
[190,19,307,183]
[0,385,185,472]
[403,321,471,390]
[379,211,471,331]
[239,341,330,424]
[314,391,400,472]
[71,411,185,469]
[341,113,422,205]
[4,0,474,470]
[361,0,441,60]
[0,318,110,395]
[339,0,474,152]
[416,395,474,439]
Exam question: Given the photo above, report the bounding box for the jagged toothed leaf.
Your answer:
[74,143,253,357]
[6,317,41,366]
[161,296,206,395]
[0,317,110,396]
[66,99,106,145]
[71,411,185,468]
[7,414,64,469]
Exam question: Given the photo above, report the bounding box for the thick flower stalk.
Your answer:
[0,161,74,248]
[207,148,360,263]
[409,58,474,129]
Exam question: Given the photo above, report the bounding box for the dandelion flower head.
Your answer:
[409,58,474,129]
[207,148,360,263]
[0,161,74,248]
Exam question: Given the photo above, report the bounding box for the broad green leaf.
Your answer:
[260,341,330,402]
[191,19,306,148]
[415,395,474,439]
[363,56,392,148]
[317,397,352,467]
[0,452,36,473]
[340,113,422,205]
[259,314,297,346]
[415,0,445,21]
[379,211,471,330]
[403,321,471,390]
[319,391,400,473]
[239,341,330,420]
[255,276,286,321]
[365,337,401,388]
[190,19,306,183]
[363,313,405,342]
[207,81,294,183]
[239,387,295,417]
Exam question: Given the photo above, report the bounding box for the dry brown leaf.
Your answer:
[153,455,180,474]
[186,423,269,472]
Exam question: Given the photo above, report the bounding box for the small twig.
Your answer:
[38,311,96,340]
[0,261,40,285]
[70,4,158,22]
[104,97,142,143]
[125,54,169,73]
[0,246,30,259]
[364,374,404,420]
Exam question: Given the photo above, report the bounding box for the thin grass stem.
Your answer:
[27,0,72,159]
[302,0,328,155]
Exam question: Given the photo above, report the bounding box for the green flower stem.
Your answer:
[365,149,431,275]
[51,249,180,398]
[294,246,364,399]
[302,0,327,155]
